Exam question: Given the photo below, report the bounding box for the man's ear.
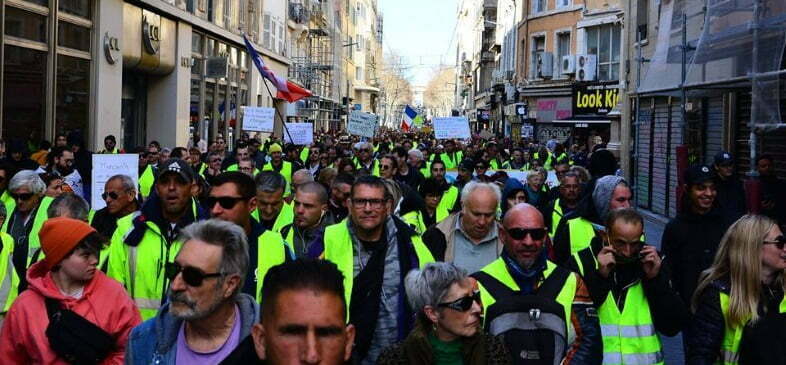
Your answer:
[248,197,258,214]
[343,324,356,361]
[252,323,267,360]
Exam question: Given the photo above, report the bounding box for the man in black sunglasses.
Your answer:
[90,174,140,239]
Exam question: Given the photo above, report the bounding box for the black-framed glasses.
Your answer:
[165,262,222,287]
[438,291,481,312]
[205,196,247,210]
[102,191,122,200]
[507,227,547,241]
[11,192,34,201]
[380,164,392,170]
[351,198,386,209]
[764,235,786,250]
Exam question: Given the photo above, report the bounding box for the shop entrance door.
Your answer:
[121,72,147,149]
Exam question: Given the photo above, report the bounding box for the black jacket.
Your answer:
[660,208,732,304]
[219,336,263,364]
[714,174,747,223]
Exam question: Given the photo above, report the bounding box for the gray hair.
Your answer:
[460,181,501,206]
[179,219,249,297]
[9,170,46,195]
[255,171,287,194]
[405,262,468,312]
[408,149,423,161]
[292,169,314,184]
[48,193,90,221]
[526,170,541,182]
[107,174,137,193]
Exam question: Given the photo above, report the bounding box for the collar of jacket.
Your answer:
[400,323,487,365]
[125,194,207,246]
[152,293,260,357]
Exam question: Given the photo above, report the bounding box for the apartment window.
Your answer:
[533,0,546,13]
[357,34,363,51]
[530,35,546,78]
[556,32,570,77]
[586,24,621,80]
[356,66,363,81]
[556,0,571,8]
[636,0,648,41]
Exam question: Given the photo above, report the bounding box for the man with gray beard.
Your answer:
[125,219,259,365]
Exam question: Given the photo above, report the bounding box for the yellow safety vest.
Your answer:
[0,232,19,313]
[355,159,381,177]
[551,199,564,237]
[567,217,598,254]
[438,185,459,214]
[139,165,155,199]
[400,207,448,235]
[439,151,464,170]
[598,283,664,365]
[718,292,786,364]
[254,230,292,303]
[2,196,54,266]
[251,201,294,235]
[262,161,293,197]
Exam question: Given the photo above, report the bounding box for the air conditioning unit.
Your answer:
[561,55,575,74]
[535,52,553,78]
[576,54,597,81]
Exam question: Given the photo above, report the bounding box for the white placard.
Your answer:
[242,107,275,132]
[283,123,314,145]
[445,170,558,187]
[433,116,471,139]
[91,154,139,210]
[348,111,378,138]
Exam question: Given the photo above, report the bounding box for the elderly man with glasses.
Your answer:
[355,142,380,177]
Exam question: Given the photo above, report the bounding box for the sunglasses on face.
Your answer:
[506,227,547,241]
[380,164,392,170]
[165,262,222,287]
[764,235,786,250]
[101,191,124,200]
[11,192,34,201]
[205,196,246,210]
[438,291,481,312]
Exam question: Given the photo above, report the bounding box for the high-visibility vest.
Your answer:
[139,165,155,199]
[106,213,183,320]
[551,199,564,237]
[251,201,294,235]
[0,191,15,222]
[534,152,554,170]
[566,217,598,255]
[262,161,293,197]
[438,185,459,214]
[420,162,431,178]
[99,148,120,154]
[439,151,463,169]
[0,232,19,313]
[300,147,310,164]
[717,292,786,364]
[321,219,434,320]
[253,230,292,303]
[597,282,664,365]
[400,207,448,235]
[226,164,258,176]
[489,159,502,170]
[2,196,54,265]
[476,258,577,336]
[355,159,380,177]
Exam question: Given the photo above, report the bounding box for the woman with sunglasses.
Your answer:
[377,262,510,365]
[687,214,786,364]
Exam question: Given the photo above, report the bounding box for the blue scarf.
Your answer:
[502,249,548,295]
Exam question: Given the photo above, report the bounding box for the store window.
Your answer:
[56,55,90,136]
[586,23,621,81]
[4,6,47,43]
[2,45,47,142]
[59,0,91,18]
[57,22,91,51]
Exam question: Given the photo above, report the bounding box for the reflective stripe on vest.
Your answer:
[568,217,597,254]
[139,165,155,199]
[255,230,290,302]
[322,219,434,321]
[599,282,663,365]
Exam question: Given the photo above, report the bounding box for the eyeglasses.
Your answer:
[764,235,786,250]
[11,192,34,201]
[380,164,392,170]
[351,198,386,209]
[165,262,222,287]
[210,159,222,163]
[205,196,246,210]
[438,291,481,312]
[506,227,547,241]
[101,191,124,200]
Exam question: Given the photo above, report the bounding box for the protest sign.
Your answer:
[91,154,139,210]
[283,123,314,145]
[348,111,378,138]
[242,107,275,132]
[433,116,471,139]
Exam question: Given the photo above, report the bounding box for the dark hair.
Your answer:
[39,140,52,150]
[351,175,392,201]
[419,177,448,197]
[332,172,355,187]
[213,172,257,199]
[261,258,346,320]
[104,135,116,143]
[284,144,299,154]
[605,208,644,231]
[756,154,773,166]
[170,147,188,159]
[394,146,408,159]
[430,159,446,171]
[49,146,70,163]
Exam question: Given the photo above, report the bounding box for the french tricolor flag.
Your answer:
[401,105,417,132]
[243,34,312,103]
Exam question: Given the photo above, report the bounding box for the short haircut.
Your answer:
[10,170,46,195]
[605,207,644,231]
[526,169,541,181]
[261,258,346,320]
[560,172,580,184]
[293,169,314,183]
[332,172,355,187]
[48,193,90,221]
[255,171,286,194]
[419,177,447,197]
[430,159,446,171]
[297,181,328,204]
[107,174,137,193]
[405,262,467,318]
[170,147,188,159]
[394,146,408,159]
[408,149,424,160]
[188,147,201,156]
[351,175,391,201]
[460,181,501,206]
[179,219,249,297]
[213,172,257,199]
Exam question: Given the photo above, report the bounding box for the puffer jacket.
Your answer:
[0,261,141,364]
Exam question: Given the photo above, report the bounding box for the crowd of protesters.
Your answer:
[0,128,782,365]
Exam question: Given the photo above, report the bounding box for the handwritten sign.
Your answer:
[433,116,471,139]
[283,123,314,145]
[348,111,378,138]
[91,154,139,210]
[242,107,275,132]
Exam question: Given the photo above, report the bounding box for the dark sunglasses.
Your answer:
[11,192,34,201]
[380,164,392,170]
[205,196,246,210]
[507,227,547,241]
[165,262,222,287]
[438,291,481,312]
[764,235,786,250]
[101,191,123,200]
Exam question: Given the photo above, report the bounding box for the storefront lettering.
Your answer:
[104,33,120,64]
[142,15,161,55]
[575,89,619,110]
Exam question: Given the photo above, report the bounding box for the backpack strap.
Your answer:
[44,297,61,320]
[472,271,517,299]
[536,266,571,300]
[31,248,43,265]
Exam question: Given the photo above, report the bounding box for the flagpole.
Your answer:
[260,79,296,145]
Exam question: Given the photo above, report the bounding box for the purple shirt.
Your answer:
[175,305,241,365]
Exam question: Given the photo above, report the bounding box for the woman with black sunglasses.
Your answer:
[377,262,510,365]
[688,214,786,364]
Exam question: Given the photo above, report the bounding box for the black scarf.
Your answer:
[349,234,389,358]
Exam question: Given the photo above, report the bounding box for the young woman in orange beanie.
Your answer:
[0,217,141,364]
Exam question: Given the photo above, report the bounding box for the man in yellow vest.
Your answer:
[0,203,19,315]
[253,171,293,234]
[355,142,380,177]
[280,182,332,258]
[439,140,463,170]
[429,160,459,213]
[0,164,15,220]
[207,172,292,302]
[544,171,582,237]
[306,175,434,364]
[473,203,602,364]
[106,159,209,320]
[568,208,687,365]
[262,144,293,197]
[136,146,156,200]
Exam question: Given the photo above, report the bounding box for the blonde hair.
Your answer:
[692,215,783,326]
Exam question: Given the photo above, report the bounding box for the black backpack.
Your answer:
[473,267,571,365]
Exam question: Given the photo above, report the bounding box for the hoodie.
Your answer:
[591,175,626,223]
[501,177,526,217]
[0,261,141,364]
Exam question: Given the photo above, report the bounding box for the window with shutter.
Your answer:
[263,13,271,50]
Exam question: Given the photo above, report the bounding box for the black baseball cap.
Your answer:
[684,164,714,186]
[713,151,734,166]
[459,158,475,171]
[157,159,195,183]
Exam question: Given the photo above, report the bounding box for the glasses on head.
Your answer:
[438,291,481,312]
[351,198,386,209]
[165,262,222,287]
[11,192,34,201]
[506,227,547,241]
[101,191,124,200]
[764,235,786,250]
[205,196,246,210]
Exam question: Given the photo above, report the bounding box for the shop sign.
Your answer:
[535,98,572,124]
[573,82,620,115]
[103,32,120,64]
[477,109,490,122]
[142,14,161,55]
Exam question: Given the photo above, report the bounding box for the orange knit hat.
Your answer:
[39,217,97,268]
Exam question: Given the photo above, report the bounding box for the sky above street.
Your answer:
[379,0,459,87]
